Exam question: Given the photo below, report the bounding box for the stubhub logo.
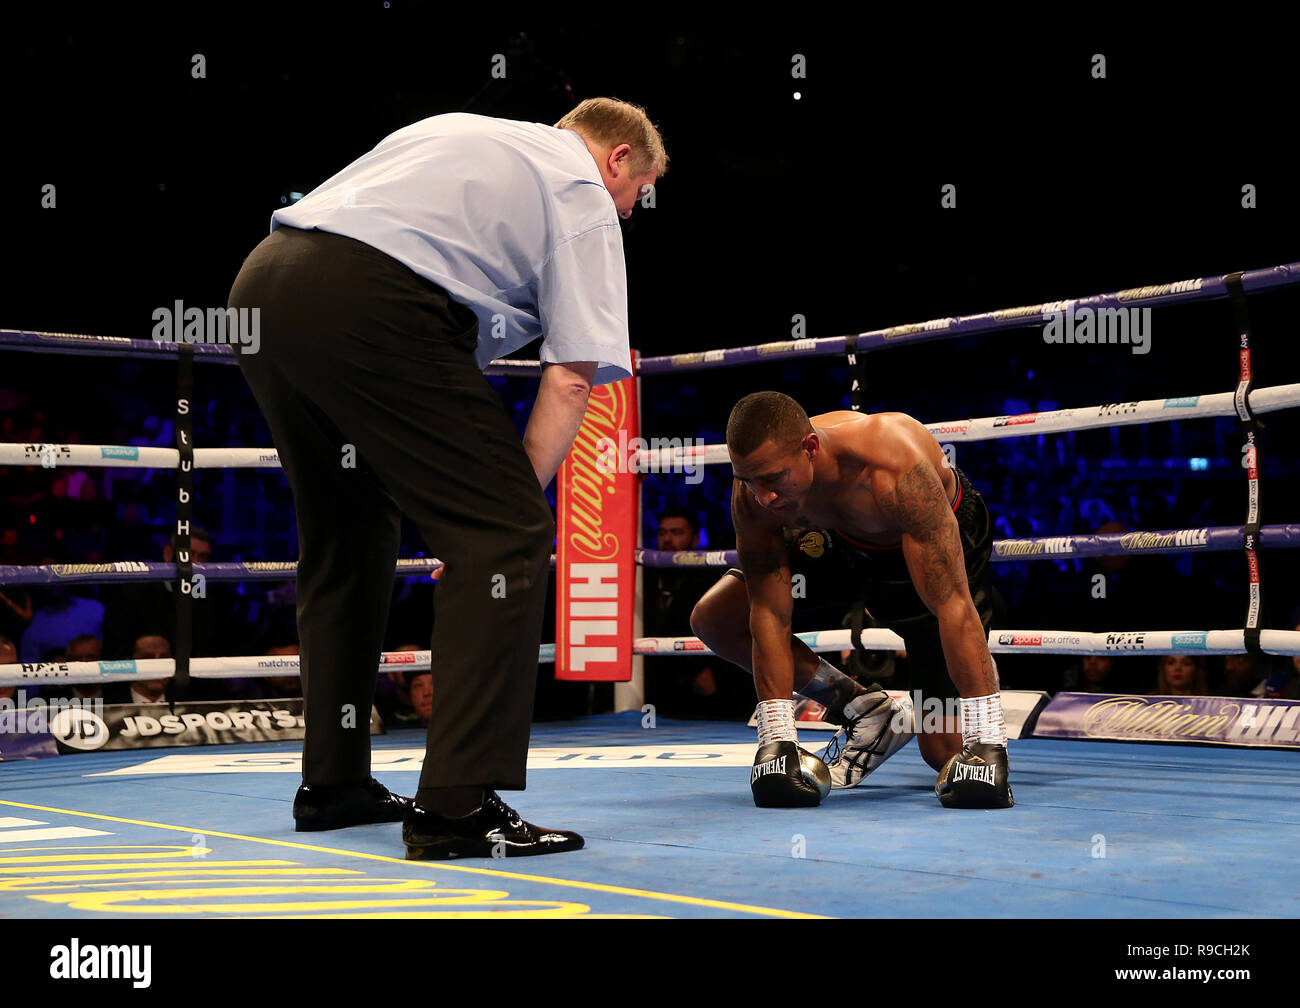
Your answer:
[1171,632,1208,649]
[100,446,141,460]
[99,660,137,674]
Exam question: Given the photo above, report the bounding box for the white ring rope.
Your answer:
[4,383,1296,472]
[0,445,283,468]
[628,382,1300,470]
[0,650,433,684]
[4,629,1299,685]
[632,627,1300,658]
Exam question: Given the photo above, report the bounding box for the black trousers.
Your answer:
[228,226,553,792]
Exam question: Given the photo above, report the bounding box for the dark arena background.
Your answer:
[1,9,1296,975]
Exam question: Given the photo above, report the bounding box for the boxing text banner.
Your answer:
[28,699,384,755]
[555,374,639,681]
[1032,692,1300,749]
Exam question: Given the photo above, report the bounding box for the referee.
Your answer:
[228,98,667,859]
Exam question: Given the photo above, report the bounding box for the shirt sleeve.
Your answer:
[536,221,633,386]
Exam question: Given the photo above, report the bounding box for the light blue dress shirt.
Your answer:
[272,112,632,386]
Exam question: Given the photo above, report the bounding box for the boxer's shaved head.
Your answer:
[726,392,812,457]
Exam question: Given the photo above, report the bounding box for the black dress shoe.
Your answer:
[293,777,414,832]
[403,791,584,860]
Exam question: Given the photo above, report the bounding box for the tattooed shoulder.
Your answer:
[877,460,948,535]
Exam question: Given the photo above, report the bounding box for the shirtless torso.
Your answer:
[749,409,957,544]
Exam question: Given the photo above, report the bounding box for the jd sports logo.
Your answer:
[50,707,110,751]
[751,755,787,783]
[951,761,996,786]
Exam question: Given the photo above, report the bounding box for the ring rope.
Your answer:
[6,381,1296,474]
[5,627,1300,688]
[635,262,1300,374]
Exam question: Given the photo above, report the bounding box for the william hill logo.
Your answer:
[560,382,632,674]
[1118,529,1209,551]
[995,538,1074,557]
[1079,696,1300,746]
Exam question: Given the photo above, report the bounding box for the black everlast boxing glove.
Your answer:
[935,742,1014,809]
[750,740,832,808]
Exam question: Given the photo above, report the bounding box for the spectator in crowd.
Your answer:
[376,643,426,728]
[1061,654,1122,694]
[1150,654,1208,697]
[644,508,752,719]
[260,643,303,699]
[644,509,710,627]
[106,634,172,705]
[101,528,237,661]
[407,668,434,726]
[1215,653,1269,698]
[62,633,108,702]
[67,633,102,664]
[19,585,105,663]
[654,507,699,554]
[1258,621,1300,699]
[0,635,16,701]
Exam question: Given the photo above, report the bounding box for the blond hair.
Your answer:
[554,97,669,176]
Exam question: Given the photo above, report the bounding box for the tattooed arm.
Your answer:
[873,459,998,697]
[732,479,796,701]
